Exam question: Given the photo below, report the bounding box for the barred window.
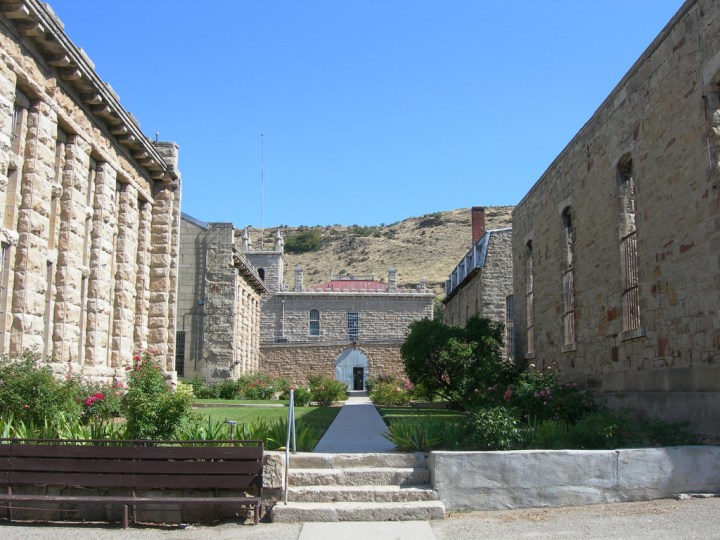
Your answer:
[561,208,576,347]
[618,156,641,332]
[525,242,534,356]
[175,331,186,377]
[347,312,359,341]
[505,295,515,360]
[309,309,320,336]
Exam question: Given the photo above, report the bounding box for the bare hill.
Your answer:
[239,206,513,296]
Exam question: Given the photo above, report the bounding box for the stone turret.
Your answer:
[388,267,397,292]
[241,229,252,251]
[294,265,304,292]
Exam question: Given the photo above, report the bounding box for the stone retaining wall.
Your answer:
[430,446,720,511]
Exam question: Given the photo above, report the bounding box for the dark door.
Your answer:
[352,367,364,391]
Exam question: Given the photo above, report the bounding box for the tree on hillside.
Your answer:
[284,228,324,253]
[401,315,517,410]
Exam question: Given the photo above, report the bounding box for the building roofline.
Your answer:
[443,228,512,303]
[181,212,209,230]
[3,0,177,185]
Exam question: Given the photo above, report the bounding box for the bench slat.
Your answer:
[3,457,262,476]
[3,444,262,461]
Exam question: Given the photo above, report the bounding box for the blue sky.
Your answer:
[49,0,685,228]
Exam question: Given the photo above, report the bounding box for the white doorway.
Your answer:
[335,348,369,391]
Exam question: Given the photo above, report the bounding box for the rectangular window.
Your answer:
[347,312,359,341]
[309,309,320,336]
[175,331,186,377]
[505,295,514,360]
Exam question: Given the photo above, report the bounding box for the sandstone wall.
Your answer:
[443,230,513,358]
[512,0,720,439]
[260,341,406,385]
[260,291,435,344]
[0,2,179,380]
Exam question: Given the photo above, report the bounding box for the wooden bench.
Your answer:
[0,438,263,527]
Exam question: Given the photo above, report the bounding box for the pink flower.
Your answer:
[503,385,514,402]
[23,403,29,409]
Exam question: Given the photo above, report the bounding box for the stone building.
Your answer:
[242,235,435,390]
[512,0,720,439]
[0,0,181,380]
[443,207,513,359]
[176,215,265,381]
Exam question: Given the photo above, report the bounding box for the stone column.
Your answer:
[84,161,117,367]
[147,184,175,364]
[52,136,91,365]
[134,199,152,350]
[166,182,181,370]
[10,100,56,354]
[111,182,139,367]
[150,141,180,371]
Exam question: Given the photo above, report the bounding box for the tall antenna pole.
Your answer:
[260,133,264,249]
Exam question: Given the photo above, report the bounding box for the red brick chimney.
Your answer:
[471,206,486,244]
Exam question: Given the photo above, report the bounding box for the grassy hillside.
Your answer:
[238,206,513,296]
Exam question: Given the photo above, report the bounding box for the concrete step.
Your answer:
[270,500,446,522]
[289,467,430,487]
[290,452,428,469]
[287,484,439,503]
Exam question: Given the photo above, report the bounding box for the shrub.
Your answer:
[512,368,596,424]
[280,386,312,407]
[80,383,122,426]
[121,350,194,440]
[215,379,242,400]
[527,419,571,449]
[401,315,516,409]
[566,409,637,449]
[309,375,347,406]
[466,406,524,450]
[237,373,279,400]
[189,377,220,399]
[637,418,700,446]
[368,377,412,406]
[0,351,83,426]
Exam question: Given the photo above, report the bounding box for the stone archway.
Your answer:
[335,348,369,391]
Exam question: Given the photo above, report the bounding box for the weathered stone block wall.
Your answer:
[0,3,180,381]
[260,291,435,344]
[176,217,264,381]
[443,230,513,357]
[512,0,720,439]
[260,341,406,385]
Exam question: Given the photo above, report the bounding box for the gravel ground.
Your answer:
[1,498,718,539]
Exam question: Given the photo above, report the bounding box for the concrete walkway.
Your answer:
[313,391,396,453]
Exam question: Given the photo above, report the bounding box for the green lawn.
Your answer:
[376,406,466,426]
[194,399,288,406]
[194,401,341,434]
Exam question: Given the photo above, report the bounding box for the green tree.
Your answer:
[284,229,324,253]
[401,315,516,410]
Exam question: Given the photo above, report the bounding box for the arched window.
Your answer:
[309,309,320,336]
